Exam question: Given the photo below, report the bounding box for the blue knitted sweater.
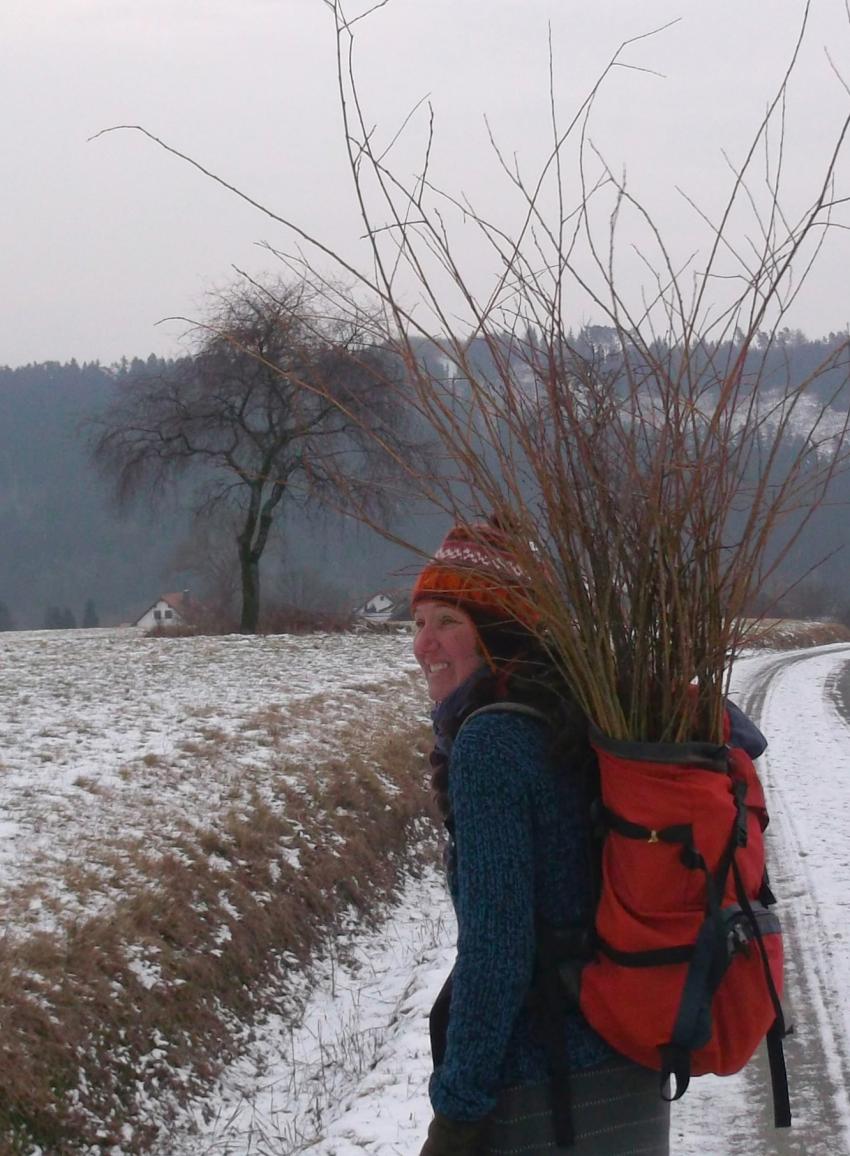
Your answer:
[428,688,768,1123]
[429,704,614,1122]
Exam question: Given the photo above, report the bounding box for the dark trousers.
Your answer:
[482,1062,670,1155]
[430,973,669,1154]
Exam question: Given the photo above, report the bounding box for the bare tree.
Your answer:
[91,279,419,633]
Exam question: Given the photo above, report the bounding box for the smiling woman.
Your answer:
[413,603,483,703]
[407,523,777,1156]
[407,519,673,1156]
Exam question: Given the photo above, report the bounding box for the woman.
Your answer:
[412,521,766,1155]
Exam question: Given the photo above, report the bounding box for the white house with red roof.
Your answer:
[133,591,192,629]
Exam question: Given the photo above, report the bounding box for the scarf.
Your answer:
[431,663,494,762]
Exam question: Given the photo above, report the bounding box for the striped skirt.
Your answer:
[481,1060,670,1155]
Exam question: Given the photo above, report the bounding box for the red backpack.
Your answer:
[580,724,789,1113]
[466,702,790,1147]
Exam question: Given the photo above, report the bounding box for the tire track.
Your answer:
[730,645,850,1155]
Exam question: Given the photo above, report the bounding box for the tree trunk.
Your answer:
[239,544,260,633]
[236,478,284,634]
[237,494,261,633]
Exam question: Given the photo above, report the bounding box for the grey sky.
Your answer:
[2,0,849,367]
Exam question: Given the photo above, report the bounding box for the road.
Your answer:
[673,645,850,1155]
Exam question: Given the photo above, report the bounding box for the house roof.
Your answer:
[353,587,411,617]
[133,591,191,626]
[160,592,189,611]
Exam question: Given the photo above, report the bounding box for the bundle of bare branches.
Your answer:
[101,3,850,742]
[303,1,850,743]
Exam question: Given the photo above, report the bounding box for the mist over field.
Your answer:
[0,359,425,629]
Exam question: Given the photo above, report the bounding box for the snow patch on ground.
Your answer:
[162,869,453,1156]
[0,627,424,934]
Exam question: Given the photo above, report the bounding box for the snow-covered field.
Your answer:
[2,630,850,1154]
[0,627,425,935]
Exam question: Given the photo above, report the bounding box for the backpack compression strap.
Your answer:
[731,858,792,1128]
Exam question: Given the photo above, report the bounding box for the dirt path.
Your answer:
[730,646,850,1155]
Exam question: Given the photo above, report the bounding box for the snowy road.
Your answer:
[682,644,850,1156]
[171,644,850,1156]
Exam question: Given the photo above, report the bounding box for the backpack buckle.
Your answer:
[727,917,752,958]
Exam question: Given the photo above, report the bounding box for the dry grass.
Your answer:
[143,624,199,639]
[742,618,850,650]
[145,606,357,639]
[0,721,436,1154]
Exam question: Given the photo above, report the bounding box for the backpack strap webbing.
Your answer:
[457,702,575,1145]
[537,954,576,1148]
[460,701,595,1148]
[535,924,596,1150]
[767,1019,792,1128]
[731,858,792,1128]
[457,701,550,730]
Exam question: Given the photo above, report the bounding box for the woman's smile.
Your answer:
[413,600,484,701]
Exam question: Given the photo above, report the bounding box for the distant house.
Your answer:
[352,589,410,625]
[133,591,192,630]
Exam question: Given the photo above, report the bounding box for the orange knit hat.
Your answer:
[411,520,541,630]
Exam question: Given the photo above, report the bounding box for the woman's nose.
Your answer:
[416,625,438,653]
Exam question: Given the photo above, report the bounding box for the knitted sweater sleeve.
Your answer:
[429,713,541,1122]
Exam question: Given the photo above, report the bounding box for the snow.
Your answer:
[162,643,850,1156]
[0,627,424,934]
[160,871,451,1156]
[2,628,850,1153]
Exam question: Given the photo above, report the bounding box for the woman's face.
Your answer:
[413,600,484,703]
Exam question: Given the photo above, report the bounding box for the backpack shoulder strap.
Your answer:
[457,701,549,737]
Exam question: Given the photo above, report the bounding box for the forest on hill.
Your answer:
[1,328,849,631]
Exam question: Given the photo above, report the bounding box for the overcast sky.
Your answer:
[2,0,850,367]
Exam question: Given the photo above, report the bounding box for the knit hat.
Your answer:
[411,520,540,630]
